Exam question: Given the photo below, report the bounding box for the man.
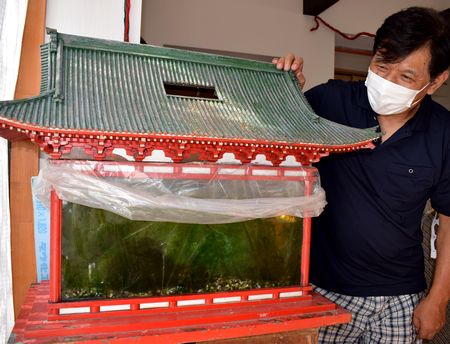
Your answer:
[273,7,450,343]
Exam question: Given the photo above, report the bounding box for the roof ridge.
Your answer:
[0,90,55,106]
[48,30,280,74]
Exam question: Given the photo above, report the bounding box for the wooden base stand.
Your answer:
[10,282,350,343]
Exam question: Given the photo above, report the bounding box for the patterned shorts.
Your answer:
[314,285,425,344]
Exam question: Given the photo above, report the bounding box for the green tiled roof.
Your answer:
[0,30,378,148]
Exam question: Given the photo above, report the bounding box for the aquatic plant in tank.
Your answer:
[61,202,303,300]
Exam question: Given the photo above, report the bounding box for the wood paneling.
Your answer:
[206,329,319,343]
[10,0,46,318]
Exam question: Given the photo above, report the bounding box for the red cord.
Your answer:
[124,0,131,42]
[310,16,375,40]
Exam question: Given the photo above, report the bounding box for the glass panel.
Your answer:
[61,202,302,300]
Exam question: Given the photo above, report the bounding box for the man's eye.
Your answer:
[377,65,388,71]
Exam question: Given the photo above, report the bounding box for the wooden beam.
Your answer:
[10,0,46,319]
[335,46,373,57]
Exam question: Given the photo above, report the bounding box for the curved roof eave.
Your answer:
[0,30,380,163]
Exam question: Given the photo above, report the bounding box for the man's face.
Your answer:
[369,45,431,93]
[369,45,447,99]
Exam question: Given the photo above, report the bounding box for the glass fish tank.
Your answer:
[61,202,303,301]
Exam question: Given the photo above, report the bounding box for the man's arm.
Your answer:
[413,213,450,340]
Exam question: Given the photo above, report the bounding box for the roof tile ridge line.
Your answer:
[39,43,51,92]
[53,37,64,102]
[64,42,283,75]
[291,74,317,117]
[283,71,323,124]
[292,77,379,138]
[0,91,55,105]
[57,32,281,74]
[0,117,377,150]
[282,71,342,130]
[287,73,377,138]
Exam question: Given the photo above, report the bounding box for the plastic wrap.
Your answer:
[32,160,327,300]
[34,160,326,224]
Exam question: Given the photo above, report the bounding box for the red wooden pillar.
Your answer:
[300,177,313,287]
[49,191,62,308]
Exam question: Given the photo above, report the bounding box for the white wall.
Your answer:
[141,0,334,90]
[323,0,449,35]
[46,0,142,43]
[142,0,449,94]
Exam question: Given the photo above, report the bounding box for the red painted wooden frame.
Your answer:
[0,117,375,164]
[48,161,318,320]
[13,282,352,343]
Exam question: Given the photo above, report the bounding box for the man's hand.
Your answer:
[272,53,305,89]
[413,294,447,340]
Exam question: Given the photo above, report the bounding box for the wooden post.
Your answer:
[49,191,62,306]
[300,178,313,287]
[10,0,46,318]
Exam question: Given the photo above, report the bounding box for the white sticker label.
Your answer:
[430,213,439,259]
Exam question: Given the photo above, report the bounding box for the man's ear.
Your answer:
[427,70,449,95]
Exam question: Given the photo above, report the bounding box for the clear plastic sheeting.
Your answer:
[33,161,326,224]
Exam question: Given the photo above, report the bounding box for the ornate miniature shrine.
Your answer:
[2,30,378,343]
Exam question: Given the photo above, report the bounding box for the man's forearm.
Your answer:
[413,213,450,339]
[428,213,450,304]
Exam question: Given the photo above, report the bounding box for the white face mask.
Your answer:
[364,68,429,115]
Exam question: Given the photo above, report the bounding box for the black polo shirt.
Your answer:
[305,79,450,296]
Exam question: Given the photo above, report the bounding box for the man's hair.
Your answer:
[373,7,450,79]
